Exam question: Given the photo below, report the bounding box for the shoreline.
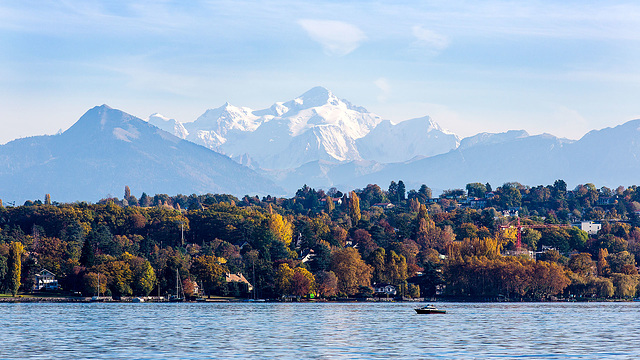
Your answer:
[1,295,637,303]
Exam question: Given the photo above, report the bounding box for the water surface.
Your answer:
[1,302,638,359]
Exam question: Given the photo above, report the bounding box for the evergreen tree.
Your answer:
[388,181,398,202]
[79,238,95,267]
[397,181,406,201]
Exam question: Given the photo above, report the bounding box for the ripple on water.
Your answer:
[0,302,639,359]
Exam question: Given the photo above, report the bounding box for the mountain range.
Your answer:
[0,105,282,203]
[1,87,640,203]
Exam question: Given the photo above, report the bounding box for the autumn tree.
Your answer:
[126,254,156,296]
[97,259,133,297]
[568,253,596,276]
[274,263,294,296]
[291,267,315,297]
[82,272,108,297]
[7,242,23,296]
[268,213,293,246]
[348,191,361,224]
[331,247,372,296]
[191,255,227,295]
[324,196,335,213]
[316,271,338,297]
[610,273,639,298]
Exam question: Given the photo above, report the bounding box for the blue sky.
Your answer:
[2,0,640,144]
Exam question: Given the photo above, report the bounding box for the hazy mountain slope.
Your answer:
[458,130,529,150]
[562,119,640,186]
[0,105,283,203]
[341,133,573,192]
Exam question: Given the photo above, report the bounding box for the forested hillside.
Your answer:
[1,180,638,300]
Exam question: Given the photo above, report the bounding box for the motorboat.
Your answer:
[414,304,446,314]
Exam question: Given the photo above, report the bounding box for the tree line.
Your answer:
[0,179,638,300]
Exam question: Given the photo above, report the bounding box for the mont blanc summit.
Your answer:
[156,87,456,169]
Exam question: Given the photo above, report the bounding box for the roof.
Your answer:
[225,273,251,285]
[36,269,56,277]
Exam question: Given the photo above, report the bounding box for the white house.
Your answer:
[373,284,397,296]
[573,221,601,235]
[33,269,59,291]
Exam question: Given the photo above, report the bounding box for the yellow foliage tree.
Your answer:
[275,263,295,296]
[331,247,372,296]
[269,213,293,246]
[348,191,361,224]
[7,242,23,296]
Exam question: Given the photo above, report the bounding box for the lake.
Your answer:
[1,302,639,359]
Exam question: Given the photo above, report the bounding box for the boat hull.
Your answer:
[415,308,446,314]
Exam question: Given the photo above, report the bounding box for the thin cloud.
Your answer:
[411,25,449,50]
[374,78,390,102]
[297,19,366,56]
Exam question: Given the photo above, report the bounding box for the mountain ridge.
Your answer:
[0,105,283,203]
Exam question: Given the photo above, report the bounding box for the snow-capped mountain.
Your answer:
[147,113,189,139]
[356,116,460,163]
[0,105,283,203]
[154,87,460,170]
[458,130,529,150]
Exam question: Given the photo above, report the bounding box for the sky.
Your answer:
[2,0,640,144]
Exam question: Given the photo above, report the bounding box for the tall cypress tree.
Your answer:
[79,238,95,267]
[7,242,23,296]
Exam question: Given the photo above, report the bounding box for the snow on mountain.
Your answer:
[184,103,262,149]
[147,113,189,139]
[156,86,453,170]
[458,130,529,150]
[356,116,460,163]
[166,86,385,169]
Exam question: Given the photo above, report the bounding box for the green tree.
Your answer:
[397,181,406,201]
[79,237,95,267]
[466,183,487,198]
[610,273,639,298]
[128,256,157,296]
[7,242,23,296]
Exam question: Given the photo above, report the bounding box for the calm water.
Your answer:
[1,302,639,359]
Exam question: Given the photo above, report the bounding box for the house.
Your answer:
[502,208,519,217]
[33,269,59,291]
[502,249,536,260]
[373,284,397,296]
[300,249,316,263]
[469,198,487,209]
[225,273,254,292]
[572,221,601,235]
[597,196,617,206]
